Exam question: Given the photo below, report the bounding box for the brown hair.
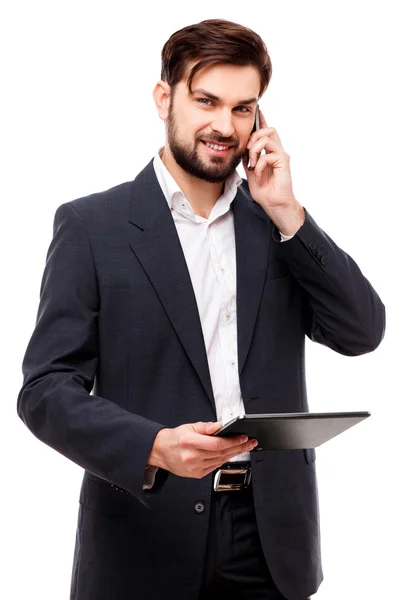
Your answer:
[161,19,272,98]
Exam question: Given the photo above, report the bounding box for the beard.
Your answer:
[166,100,244,183]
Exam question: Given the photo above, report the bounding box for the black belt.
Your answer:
[213,462,252,492]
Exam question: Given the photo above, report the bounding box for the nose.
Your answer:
[211,111,235,139]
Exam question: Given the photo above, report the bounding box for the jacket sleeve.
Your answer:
[273,209,386,356]
[17,202,168,506]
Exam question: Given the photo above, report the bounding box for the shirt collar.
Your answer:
[153,148,242,221]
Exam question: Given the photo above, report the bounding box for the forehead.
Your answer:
[181,62,261,103]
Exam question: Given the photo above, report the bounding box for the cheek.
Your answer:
[237,124,252,145]
[195,119,215,138]
[236,136,249,154]
[173,111,207,140]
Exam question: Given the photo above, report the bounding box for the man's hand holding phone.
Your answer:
[243,107,305,237]
[147,421,258,479]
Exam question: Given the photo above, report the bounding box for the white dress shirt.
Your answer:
[143,150,292,489]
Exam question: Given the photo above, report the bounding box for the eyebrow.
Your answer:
[191,88,258,105]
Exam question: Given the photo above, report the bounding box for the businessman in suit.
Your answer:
[17,19,385,600]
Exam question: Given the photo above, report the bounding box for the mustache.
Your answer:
[197,135,239,147]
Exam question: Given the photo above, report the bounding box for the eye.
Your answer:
[235,106,251,113]
[197,98,213,106]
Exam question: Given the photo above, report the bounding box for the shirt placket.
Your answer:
[207,221,240,424]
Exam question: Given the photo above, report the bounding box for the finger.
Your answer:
[249,136,281,169]
[182,439,256,478]
[202,448,254,474]
[248,126,283,151]
[242,149,250,168]
[250,135,281,155]
[203,421,224,434]
[259,109,268,129]
[212,435,255,453]
[265,124,282,146]
[192,421,223,434]
[242,150,256,175]
[182,431,248,452]
[200,441,259,477]
[225,438,258,458]
[254,151,288,181]
[203,438,258,462]
[248,135,268,170]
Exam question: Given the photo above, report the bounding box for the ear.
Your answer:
[152,81,172,121]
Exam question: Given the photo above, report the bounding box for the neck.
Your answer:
[160,145,225,219]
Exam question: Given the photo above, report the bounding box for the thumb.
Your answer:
[205,421,223,435]
[194,421,223,435]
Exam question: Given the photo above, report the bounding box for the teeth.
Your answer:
[205,142,229,151]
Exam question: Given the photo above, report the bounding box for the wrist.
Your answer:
[266,202,305,236]
[147,427,171,469]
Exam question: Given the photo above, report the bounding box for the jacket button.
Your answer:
[194,502,205,514]
[320,256,327,265]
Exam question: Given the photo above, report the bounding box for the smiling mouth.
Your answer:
[201,140,234,152]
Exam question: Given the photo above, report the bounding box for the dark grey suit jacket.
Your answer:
[17,159,385,600]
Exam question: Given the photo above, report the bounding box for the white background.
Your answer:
[2,1,407,598]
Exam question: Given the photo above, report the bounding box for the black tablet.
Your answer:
[213,411,371,451]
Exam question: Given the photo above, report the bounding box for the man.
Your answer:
[17,18,385,600]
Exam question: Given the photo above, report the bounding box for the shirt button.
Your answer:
[220,267,225,273]
[226,313,231,320]
[194,502,205,514]
[231,361,235,366]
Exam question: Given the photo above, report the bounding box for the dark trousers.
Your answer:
[198,480,289,600]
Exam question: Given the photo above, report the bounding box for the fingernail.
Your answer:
[240,435,248,443]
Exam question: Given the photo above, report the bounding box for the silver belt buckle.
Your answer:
[213,467,251,492]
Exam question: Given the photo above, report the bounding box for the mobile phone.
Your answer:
[248,105,260,170]
[252,105,260,134]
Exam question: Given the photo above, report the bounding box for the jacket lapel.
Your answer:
[127,161,273,406]
[233,185,272,375]
[128,161,215,410]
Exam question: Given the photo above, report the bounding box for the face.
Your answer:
[165,63,261,183]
